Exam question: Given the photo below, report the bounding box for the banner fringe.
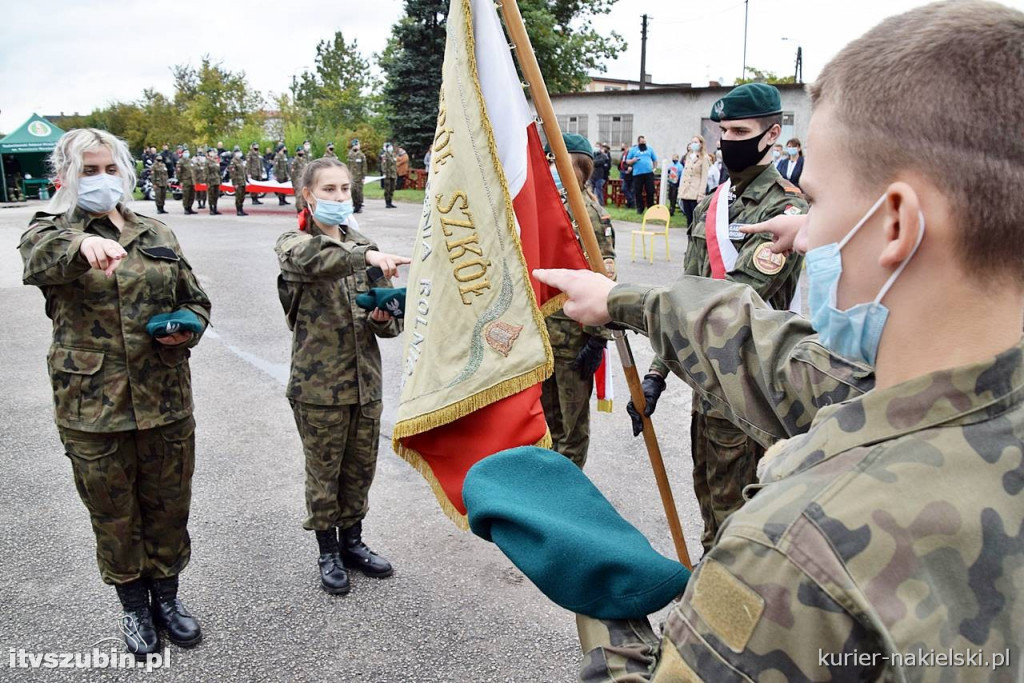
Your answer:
[539,292,568,318]
[393,430,554,531]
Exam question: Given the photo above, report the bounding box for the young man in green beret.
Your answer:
[628,81,809,553]
[533,1,1024,678]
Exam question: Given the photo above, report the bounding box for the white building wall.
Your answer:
[541,84,811,162]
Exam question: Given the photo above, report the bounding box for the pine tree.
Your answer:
[379,0,449,163]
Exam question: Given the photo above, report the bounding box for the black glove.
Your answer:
[570,336,607,378]
[626,373,666,437]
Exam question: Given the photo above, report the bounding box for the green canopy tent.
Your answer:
[0,114,65,202]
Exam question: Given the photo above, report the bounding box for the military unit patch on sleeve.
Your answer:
[784,205,803,216]
[753,243,787,275]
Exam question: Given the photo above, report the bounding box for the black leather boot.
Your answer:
[150,576,203,648]
[237,208,248,216]
[315,530,350,595]
[115,581,160,659]
[340,522,393,578]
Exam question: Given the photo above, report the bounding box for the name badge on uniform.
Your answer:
[728,223,748,241]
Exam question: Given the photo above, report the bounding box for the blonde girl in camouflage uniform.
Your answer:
[274,158,410,595]
[19,129,211,657]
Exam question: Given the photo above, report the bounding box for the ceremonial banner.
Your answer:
[393,0,588,527]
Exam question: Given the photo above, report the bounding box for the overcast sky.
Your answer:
[2,0,1022,133]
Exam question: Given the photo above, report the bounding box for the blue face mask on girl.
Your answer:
[805,194,925,366]
[77,173,124,214]
[311,197,354,226]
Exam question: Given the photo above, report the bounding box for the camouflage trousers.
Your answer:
[351,180,363,211]
[181,184,194,212]
[290,400,382,531]
[58,416,196,586]
[690,409,764,551]
[577,614,661,682]
[207,186,218,212]
[382,178,396,205]
[541,359,592,469]
[234,187,246,211]
[154,186,166,212]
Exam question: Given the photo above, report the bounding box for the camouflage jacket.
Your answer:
[274,220,402,406]
[290,156,309,188]
[651,163,807,378]
[175,157,194,186]
[604,278,1024,681]
[322,150,337,159]
[547,193,616,360]
[273,151,289,182]
[205,158,222,186]
[150,161,169,188]
[191,156,208,184]
[246,150,263,179]
[228,157,247,188]
[381,151,398,179]
[347,151,366,182]
[19,206,211,432]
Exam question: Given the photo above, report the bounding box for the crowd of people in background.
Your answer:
[136,139,416,217]
[587,131,804,226]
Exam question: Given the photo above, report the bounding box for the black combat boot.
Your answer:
[315,530,350,595]
[184,209,197,215]
[340,522,393,578]
[150,576,202,648]
[385,203,397,209]
[237,208,248,216]
[115,581,160,659]
[278,196,289,205]
[252,198,263,205]
[210,208,220,215]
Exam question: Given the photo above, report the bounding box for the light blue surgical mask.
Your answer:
[772,149,782,160]
[806,194,925,365]
[786,146,799,156]
[77,173,124,214]
[550,165,564,193]
[689,142,701,152]
[311,197,354,226]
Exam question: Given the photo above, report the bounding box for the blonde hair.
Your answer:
[809,0,1024,282]
[47,129,136,214]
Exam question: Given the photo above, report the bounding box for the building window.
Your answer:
[598,114,633,148]
[556,114,588,138]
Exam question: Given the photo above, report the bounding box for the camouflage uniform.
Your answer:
[150,160,169,212]
[380,149,398,206]
[651,162,807,550]
[274,219,402,532]
[228,156,248,213]
[579,276,1024,682]
[246,149,263,203]
[174,156,195,213]
[19,206,211,586]
[205,156,221,213]
[192,155,207,208]
[542,194,616,469]
[347,149,366,212]
[290,154,309,213]
[323,149,337,159]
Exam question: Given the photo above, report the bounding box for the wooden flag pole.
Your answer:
[497,0,693,570]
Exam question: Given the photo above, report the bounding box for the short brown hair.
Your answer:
[810,0,1024,282]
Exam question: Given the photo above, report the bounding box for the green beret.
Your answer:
[355,287,406,318]
[544,133,594,158]
[711,83,783,122]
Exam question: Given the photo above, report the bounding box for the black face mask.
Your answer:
[720,127,773,173]
[638,143,647,151]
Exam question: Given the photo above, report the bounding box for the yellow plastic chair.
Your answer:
[631,204,671,263]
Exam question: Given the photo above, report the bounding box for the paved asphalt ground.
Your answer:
[0,195,702,682]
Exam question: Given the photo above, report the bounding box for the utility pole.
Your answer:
[640,14,649,90]
[795,46,803,83]
[742,0,749,81]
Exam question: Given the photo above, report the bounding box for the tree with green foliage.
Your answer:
[734,67,796,85]
[380,0,625,161]
[172,57,264,142]
[291,32,374,131]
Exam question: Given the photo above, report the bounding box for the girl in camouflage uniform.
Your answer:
[274,158,409,595]
[19,129,211,657]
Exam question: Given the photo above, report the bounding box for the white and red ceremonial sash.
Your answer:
[705,179,738,280]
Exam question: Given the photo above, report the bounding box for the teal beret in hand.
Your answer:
[146,310,204,338]
[464,447,691,619]
[711,82,783,122]
[355,287,406,318]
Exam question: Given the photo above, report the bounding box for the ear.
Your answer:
[879,181,922,269]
